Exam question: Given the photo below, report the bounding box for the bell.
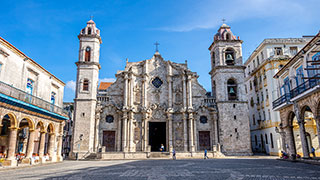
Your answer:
[229,87,235,94]
[226,54,233,61]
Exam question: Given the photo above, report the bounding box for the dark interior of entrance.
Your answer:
[149,122,166,152]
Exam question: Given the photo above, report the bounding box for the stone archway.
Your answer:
[301,105,319,157]
[44,123,55,159]
[16,117,35,161]
[0,113,18,155]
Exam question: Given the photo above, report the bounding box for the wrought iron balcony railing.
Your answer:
[272,93,291,109]
[273,74,320,109]
[290,76,320,99]
[0,81,67,116]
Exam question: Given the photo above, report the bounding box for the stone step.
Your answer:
[149,152,170,158]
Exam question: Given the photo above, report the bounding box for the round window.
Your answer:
[106,115,114,123]
[200,116,208,124]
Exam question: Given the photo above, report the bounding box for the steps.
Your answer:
[149,152,170,158]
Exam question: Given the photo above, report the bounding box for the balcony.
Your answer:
[0,81,68,120]
[272,93,291,110]
[203,96,217,108]
[290,77,320,100]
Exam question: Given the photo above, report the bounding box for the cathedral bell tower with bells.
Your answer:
[209,23,252,155]
[72,19,102,158]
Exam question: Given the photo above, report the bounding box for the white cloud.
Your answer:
[66,80,76,92]
[158,0,316,32]
[99,78,116,83]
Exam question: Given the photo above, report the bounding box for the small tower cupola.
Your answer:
[214,24,239,41]
[80,19,101,37]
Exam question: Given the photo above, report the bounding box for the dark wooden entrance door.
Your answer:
[199,131,211,150]
[149,122,166,152]
[103,131,115,152]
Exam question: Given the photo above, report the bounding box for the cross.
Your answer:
[90,15,94,20]
[222,18,226,24]
[154,42,160,52]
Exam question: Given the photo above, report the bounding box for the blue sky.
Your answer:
[0,0,319,102]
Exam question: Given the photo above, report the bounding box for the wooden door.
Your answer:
[199,131,211,150]
[103,131,115,152]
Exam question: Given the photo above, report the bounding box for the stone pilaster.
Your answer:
[182,76,187,109]
[48,133,55,161]
[294,102,310,158]
[7,127,17,160]
[183,113,188,152]
[117,111,122,152]
[167,111,173,152]
[284,126,296,157]
[39,131,46,161]
[124,73,129,107]
[122,112,128,152]
[188,113,195,152]
[26,130,35,158]
[187,75,193,109]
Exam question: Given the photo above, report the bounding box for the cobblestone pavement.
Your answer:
[0,158,320,180]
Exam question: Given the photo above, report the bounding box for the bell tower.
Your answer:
[209,23,252,155]
[72,19,102,158]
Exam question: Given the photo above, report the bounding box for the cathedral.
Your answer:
[71,20,252,159]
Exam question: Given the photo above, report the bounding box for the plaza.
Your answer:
[0,158,320,180]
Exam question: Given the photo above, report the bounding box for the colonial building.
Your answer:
[244,38,310,155]
[0,37,68,166]
[273,31,320,158]
[72,20,252,159]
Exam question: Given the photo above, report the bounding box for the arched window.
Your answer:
[83,79,89,91]
[88,27,92,35]
[227,79,237,100]
[211,52,215,67]
[270,133,274,148]
[255,135,258,146]
[81,29,85,34]
[226,33,231,40]
[225,48,235,65]
[85,47,91,62]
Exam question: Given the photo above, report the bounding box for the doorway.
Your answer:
[103,131,115,152]
[199,131,211,150]
[149,122,166,152]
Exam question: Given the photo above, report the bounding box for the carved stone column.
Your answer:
[26,130,35,158]
[316,116,320,152]
[7,127,18,160]
[294,102,310,158]
[48,133,55,160]
[39,131,46,158]
[128,112,134,152]
[182,76,187,109]
[124,73,129,107]
[117,111,122,152]
[183,113,188,151]
[56,134,63,161]
[187,75,193,109]
[188,113,195,152]
[122,112,128,152]
[142,112,148,152]
[167,112,173,152]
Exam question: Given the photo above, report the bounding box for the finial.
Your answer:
[154,42,160,52]
[185,60,188,66]
[90,15,94,20]
[126,58,128,63]
[222,18,226,24]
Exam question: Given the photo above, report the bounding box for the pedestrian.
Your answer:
[311,146,316,157]
[172,149,176,160]
[160,144,164,152]
[204,149,208,159]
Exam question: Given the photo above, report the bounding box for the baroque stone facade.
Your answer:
[72,21,252,159]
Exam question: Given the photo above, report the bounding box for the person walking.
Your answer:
[311,147,316,157]
[204,149,208,159]
[172,149,176,160]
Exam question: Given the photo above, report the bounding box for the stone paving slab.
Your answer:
[0,158,319,180]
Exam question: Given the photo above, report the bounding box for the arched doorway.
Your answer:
[302,106,319,157]
[44,123,54,159]
[0,115,11,155]
[290,112,302,156]
[16,118,34,160]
